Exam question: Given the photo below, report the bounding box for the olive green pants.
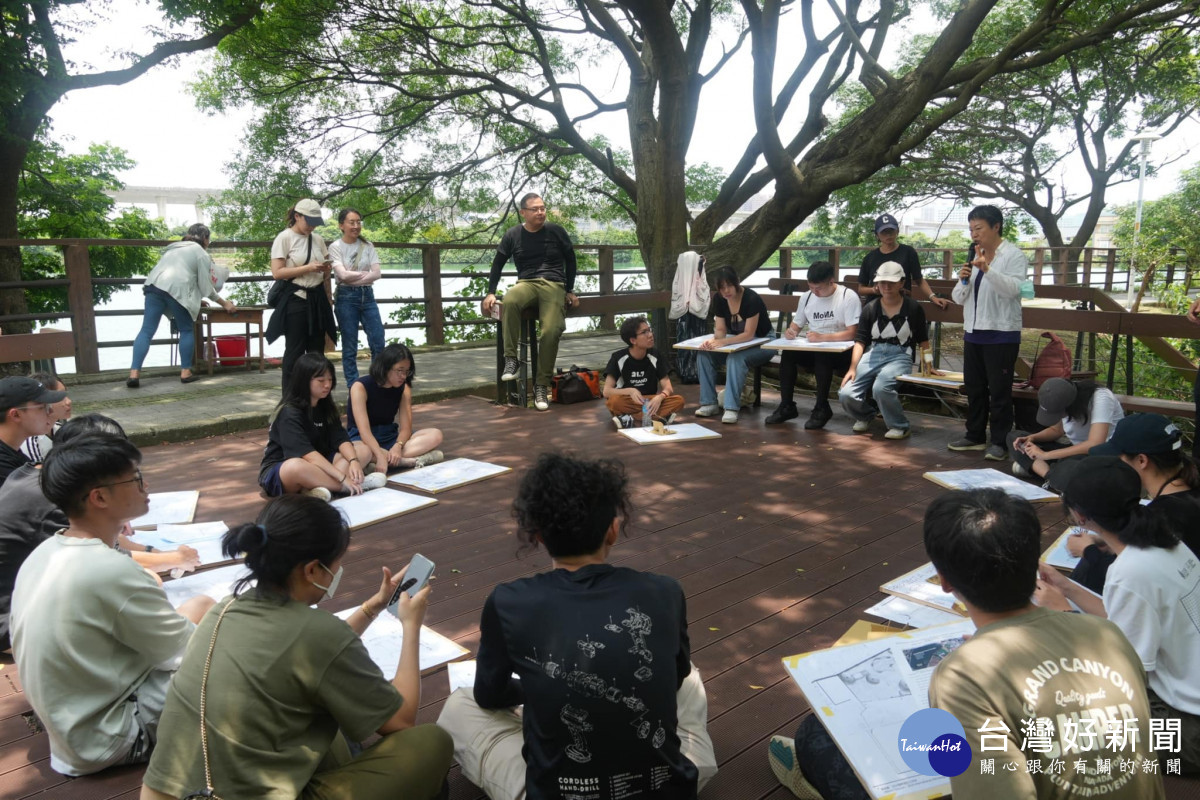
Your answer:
[502,278,567,387]
[303,723,453,800]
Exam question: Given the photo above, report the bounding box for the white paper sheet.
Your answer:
[333,607,469,674]
[330,488,437,530]
[161,564,249,608]
[923,469,1058,503]
[616,423,722,445]
[864,595,964,629]
[672,334,770,352]
[760,336,854,352]
[131,530,228,567]
[131,491,200,529]
[880,563,968,616]
[387,458,511,494]
[446,659,520,695]
[781,619,976,800]
[1041,526,1087,570]
[156,521,229,544]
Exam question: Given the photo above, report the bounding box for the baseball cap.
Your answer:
[1035,378,1077,427]
[0,376,67,411]
[874,261,905,284]
[1061,456,1143,523]
[875,214,899,234]
[294,198,325,227]
[1090,413,1183,457]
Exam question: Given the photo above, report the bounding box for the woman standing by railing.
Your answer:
[329,208,385,385]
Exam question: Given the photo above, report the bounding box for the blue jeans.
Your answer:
[131,290,194,370]
[697,346,775,410]
[335,286,386,385]
[838,343,913,431]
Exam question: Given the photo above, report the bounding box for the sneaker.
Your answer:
[501,357,520,381]
[984,444,1007,461]
[884,427,911,440]
[1012,461,1031,478]
[765,402,799,425]
[852,419,871,433]
[695,404,721,417]
[534,385,550,411]
[767,735,824,800]
[804,406,833,430]
[612,414,635,430]
[947,437,987,452]
[304,487,332,502]
[722,409,739,424]
[361,472,388,490]
[413,450,445,468]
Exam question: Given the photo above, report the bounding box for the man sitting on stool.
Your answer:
[765,260,860,429]
[482,192,578,412]
[603,315,685,429]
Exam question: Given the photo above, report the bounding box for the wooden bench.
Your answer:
[0,328,76,370]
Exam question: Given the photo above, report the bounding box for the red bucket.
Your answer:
[213,334,248,367]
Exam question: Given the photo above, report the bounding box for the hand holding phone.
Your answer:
[387,553,435,617]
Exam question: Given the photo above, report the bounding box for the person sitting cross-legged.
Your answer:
[769,488,1164,800]
[765,260,861,429]
[603,315,685,429]
[438,453,717,799]
[11,433,215,776]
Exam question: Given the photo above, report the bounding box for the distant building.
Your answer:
[106,186,224,226]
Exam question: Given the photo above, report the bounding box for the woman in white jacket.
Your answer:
[948,205,1026,462]
[127,224,235,387]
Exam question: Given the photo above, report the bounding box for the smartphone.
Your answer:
[387,553,435,616]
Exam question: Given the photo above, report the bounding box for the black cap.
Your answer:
[1061,456,1143,522]
[1090,413,1183,457]
[0,376,67,411]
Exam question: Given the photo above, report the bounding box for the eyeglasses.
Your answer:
[100,469,145,493]
[636,328,653,337]
[14,404,52,415]
[388,367,413,378]
[523,205,547,213]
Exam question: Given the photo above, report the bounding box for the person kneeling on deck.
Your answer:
[768,488,1163,800]
[438,453,717,799]
[765,261,861,429]
[604,315,685,429]
[10,433,216,776]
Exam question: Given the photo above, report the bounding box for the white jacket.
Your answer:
[951,239,1026,333]
[670,252,710,319]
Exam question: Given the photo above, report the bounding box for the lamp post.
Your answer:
[1124,132,1161,309]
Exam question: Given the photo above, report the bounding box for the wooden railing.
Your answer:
[0,238,1185,375]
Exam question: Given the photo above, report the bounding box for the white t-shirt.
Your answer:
[328,239,381,286]
[792,285,861,335]
[1104,542,1200,715]
[1062,387,1124,445]
[11,534,195,775]
[270,228,328,296]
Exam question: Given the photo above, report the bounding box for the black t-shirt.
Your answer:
[488,223,578,293]
[475,564,697,800]
[0,464,67,650]
[856,296,928,353]
[258,404,350,481]
[1150,489,1200,556]
[0,440,30,488]
[605,348,668,393]
[859,244,923,293]
[713,287,772,338]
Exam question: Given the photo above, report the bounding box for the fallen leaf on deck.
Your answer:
[451,569,462,573]
[708,627,720,631]
[750,685,765,690]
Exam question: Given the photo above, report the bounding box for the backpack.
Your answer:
[1026,331,1072,388]
[551,365,602,404]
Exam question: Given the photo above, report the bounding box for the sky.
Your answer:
[42,4,1198,225]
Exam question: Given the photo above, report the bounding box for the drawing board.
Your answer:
[896,372,966,390]
[1041,526,1088,571]
[162,564,249,609]
[387,458,511,494]
[864,595,964,629]
[131,521,230,568]
[131,491,200,529]
[673,334,771,353]
[330,488,437,530]
[922,468,1058,503]
[334,607,469,675]
[617,422,722,446]
[880,562,968,616]
[760,336,854,352]
[781,619,975,800]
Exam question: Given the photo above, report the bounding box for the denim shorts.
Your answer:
[259,462,285,497]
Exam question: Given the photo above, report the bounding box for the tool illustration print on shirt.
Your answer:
[524,606,666,763]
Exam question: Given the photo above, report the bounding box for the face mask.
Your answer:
[312,562,343,601]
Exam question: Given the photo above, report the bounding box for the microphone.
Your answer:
[963,243,976,285]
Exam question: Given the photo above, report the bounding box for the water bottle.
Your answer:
[642,400,652,428]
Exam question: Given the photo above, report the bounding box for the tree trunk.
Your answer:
[0,139,32,336]
[1130,261,1158,314]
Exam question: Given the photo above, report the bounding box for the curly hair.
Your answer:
[513,453,632,558]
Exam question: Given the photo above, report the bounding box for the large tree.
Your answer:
[201,0,1200,295]
[0,1,261,334]
[829,25,1198,266]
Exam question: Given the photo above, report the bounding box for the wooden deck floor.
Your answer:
[3,390,1198,799]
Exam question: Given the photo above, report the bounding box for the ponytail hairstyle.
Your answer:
[285,205,299,229]
[182,223,211,248]
[1144,451,1200,491]
[337,208,369,244]
[222,494,351,597]
[276,353,341,428]
[1062,456,1178,550]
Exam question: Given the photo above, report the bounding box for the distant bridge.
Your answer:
[106,186,225,224]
